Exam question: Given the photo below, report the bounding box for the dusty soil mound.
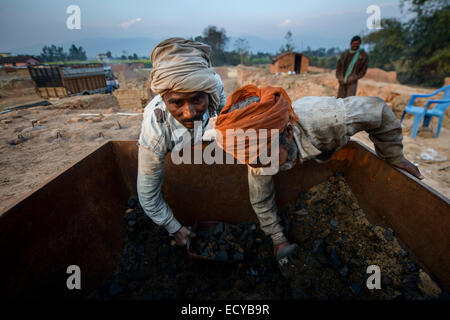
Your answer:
[363,68,397,83]
[113,88,151,110]
[0,79,35,92]
[113,64,150,89]
[0,70,39,109]
[215,66,240,97]
[110,64,152,109]
[46,94,120,110]
[88,174,446,300]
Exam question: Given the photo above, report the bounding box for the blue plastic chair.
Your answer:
[400,85,450,139]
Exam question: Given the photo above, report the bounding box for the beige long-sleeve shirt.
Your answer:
[137,73,226,234]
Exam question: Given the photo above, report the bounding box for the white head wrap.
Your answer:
[150,37,220,115]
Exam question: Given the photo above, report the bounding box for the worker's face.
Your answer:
[278,125,294,167]
[163,91,209,129]
[248,125,294,169]
[350,40,361,51]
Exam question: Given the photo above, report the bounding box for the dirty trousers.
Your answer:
[337,82,358,98]
[248,98,404,245]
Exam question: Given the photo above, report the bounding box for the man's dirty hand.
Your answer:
[174,226,196,247]
[391,157,424,180]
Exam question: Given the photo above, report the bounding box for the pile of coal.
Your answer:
[88,198,290,300]
[278,173,446,300]
[88,173,448,300]
[190,222,248,262]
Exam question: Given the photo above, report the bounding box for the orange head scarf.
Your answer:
[214,84,298,164]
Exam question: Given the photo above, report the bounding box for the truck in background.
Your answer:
[104,65,119,93]
[28,63,119,99]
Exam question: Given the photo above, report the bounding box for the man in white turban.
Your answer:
[137,38,226,246]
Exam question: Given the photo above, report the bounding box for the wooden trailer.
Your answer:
[28,64,108,99]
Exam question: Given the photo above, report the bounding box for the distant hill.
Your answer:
[9,36,283,58]
[9,37,163,59]
[9,35,347,58]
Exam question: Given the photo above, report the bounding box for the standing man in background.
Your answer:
[336,36,369,98]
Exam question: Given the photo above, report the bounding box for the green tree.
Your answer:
[278,31,295,54]
[401,0,450,85]
[195,25,230,65]
[68,44,79,60]
[68,44,87,60]
[56,46,66,61]
[40,44,87,62]
[363,18,407,70]
[400,0,448,16]
[363,0,449,86]
[40,45,51,61]
[234,38,250,64]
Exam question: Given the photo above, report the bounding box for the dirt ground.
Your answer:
[0,65,449,214]
[0,71,42,111]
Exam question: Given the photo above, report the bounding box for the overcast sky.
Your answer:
[0,0,408,54]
